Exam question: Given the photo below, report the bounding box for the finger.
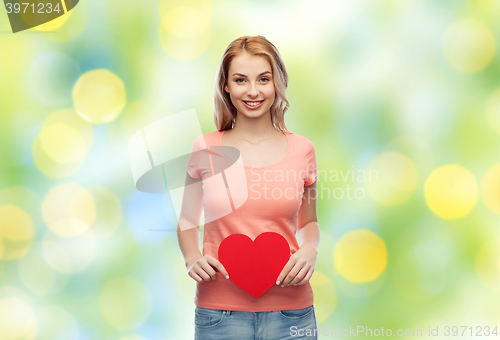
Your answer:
[282,262,302,286]
[188,270,204,283]
[295,269,313,286]
[289,266,309,285]
[189,265,209,282]
[196,266,212,281]
[203,255,223,277]
[198,261,218,280]
[208,257,229,279]
[276,259,295,285]
[192,261,212,281]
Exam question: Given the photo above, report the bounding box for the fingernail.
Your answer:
[294,284,297,286]
[287,284,289,286]
[226,275,229,279]
[281,284,284,287]
[276,280,280,285]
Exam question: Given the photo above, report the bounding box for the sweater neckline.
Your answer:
[218,130,292,170]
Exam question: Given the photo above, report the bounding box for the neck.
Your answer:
[231,110,280,141]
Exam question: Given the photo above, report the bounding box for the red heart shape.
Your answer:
[218,232,290,298]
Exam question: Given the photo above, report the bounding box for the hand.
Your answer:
[276,244,317,287]
[186,255,230,283]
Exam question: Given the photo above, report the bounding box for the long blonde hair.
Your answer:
[214,35,290,133]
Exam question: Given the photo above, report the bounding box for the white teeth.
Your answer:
[244,100,263,106]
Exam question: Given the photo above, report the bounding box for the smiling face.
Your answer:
[224,52,275,120]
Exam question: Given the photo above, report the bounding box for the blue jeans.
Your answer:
[194,304,318,340]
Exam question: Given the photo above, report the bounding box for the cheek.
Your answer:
[264,88,276,100]
[264,83,275,97]
[229,88,246,101]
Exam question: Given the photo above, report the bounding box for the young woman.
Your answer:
[177,35,320,340]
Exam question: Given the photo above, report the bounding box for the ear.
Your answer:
[224,84,229,93]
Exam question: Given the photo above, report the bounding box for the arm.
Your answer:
[177,172,229,281]
[177,173,204,268]
[277,176,320,286]
[297,177,320,255]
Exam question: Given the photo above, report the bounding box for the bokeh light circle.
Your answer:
[32,134,82,178]
[41,229,96,274]
[0,205,34,242]
[365,151,418,206]
[35,0,89,42]
[99,276,152,330]
[481,164,500,215]
[0,205,34,260]
[0,296,37,340]
[309,271,336,324]
[36,305,79,340]
[39,123,87,164]
[424,164,478,219]
[32,109,93,178]
[33,8,73,32]
[162,6,209,38]
[486,88,500,135]
[42,183,96,238]
[442,19,495,73]
[475,239,500,292]
[18,247,70,296]
[72,69,127,124]
[385,135,435,175]
[158,6,211,60]
[88,186,123,239]
[334,229,387,283]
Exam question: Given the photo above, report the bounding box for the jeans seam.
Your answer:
[194,310,226,328]
[278,305,314,319]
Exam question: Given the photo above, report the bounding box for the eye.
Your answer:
[234,77,270,83]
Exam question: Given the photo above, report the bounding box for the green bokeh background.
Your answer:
[1,0,500,339]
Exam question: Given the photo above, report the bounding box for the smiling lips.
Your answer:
[243,100,264,109]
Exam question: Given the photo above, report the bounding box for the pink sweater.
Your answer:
[185,129,317,312]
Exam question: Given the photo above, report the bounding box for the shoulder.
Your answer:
[191,130,222,149]
[287,132,315,152]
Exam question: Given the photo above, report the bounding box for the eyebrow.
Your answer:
[232,71,271,77]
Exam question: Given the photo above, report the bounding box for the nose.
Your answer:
[247,83,259,97]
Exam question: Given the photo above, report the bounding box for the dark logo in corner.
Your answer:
[3,0,79,33]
